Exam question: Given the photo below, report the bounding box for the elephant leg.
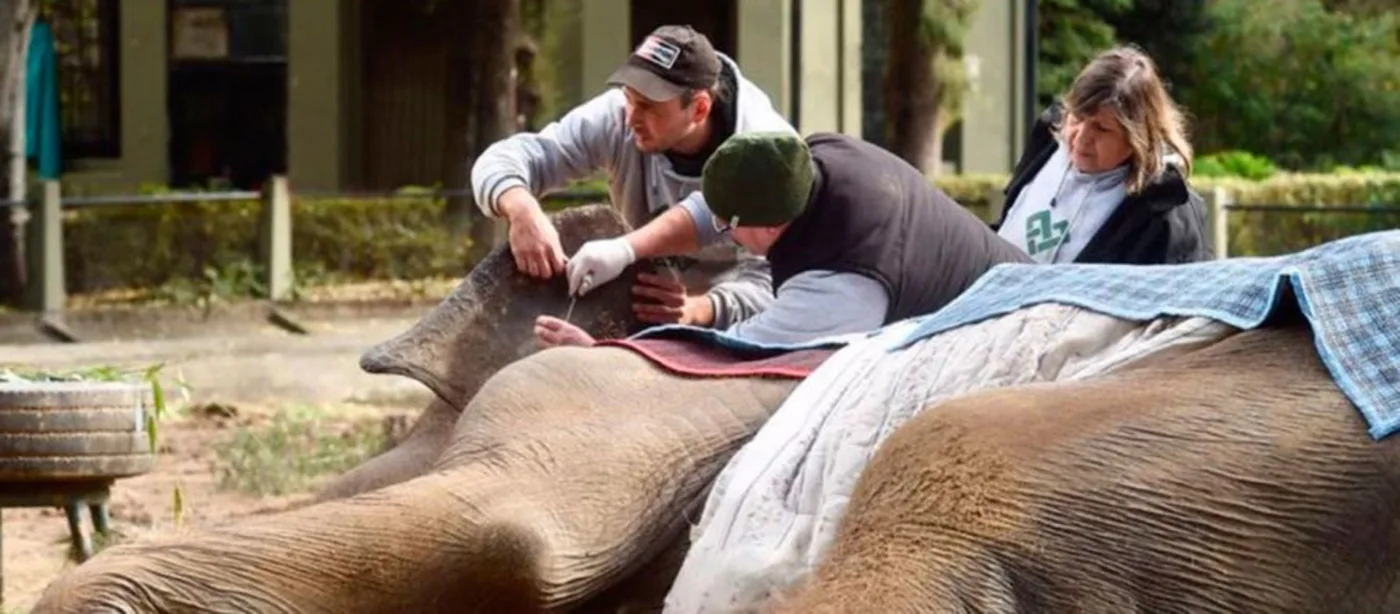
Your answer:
[35,347,798,614]
[770,325,1400,614]
[315,396,459,502]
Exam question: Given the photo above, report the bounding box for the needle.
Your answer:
[563,273,593,323]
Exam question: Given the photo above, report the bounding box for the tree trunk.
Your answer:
[441,0,519,265]
[884,0,944,175]
[0,0,32,305]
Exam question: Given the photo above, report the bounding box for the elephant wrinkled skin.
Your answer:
[317,204,673,502]
[31,205,798,614]
[768,323,1400,614]
[36,205,1398,613]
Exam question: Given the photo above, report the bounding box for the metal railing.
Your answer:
[0,179,619,317]
[4,178,293,314]
[1,181,1395,318]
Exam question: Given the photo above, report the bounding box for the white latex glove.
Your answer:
[567,237,636,297]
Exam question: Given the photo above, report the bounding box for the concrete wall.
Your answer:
[287,0,350,191]
[579,0,630,101]
[737,0,793,118]
[957,0,1028,174]
[794,0,862,135]
[736,0,861,137]
[61,1,167,192]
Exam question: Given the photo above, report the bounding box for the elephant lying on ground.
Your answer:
[768,318,1400,613]
[33,205,800,613]
[39,207,1400,612]
[317,204,670,502]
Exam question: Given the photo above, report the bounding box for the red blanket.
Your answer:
[597,338,837,379]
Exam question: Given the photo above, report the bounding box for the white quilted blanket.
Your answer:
[662,303,1239,613]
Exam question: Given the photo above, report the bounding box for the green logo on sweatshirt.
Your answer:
[1025,210,1069,256]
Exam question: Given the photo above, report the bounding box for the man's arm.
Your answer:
[723,270,889,346]
[623,205,704,259]
[704,253,775,329]
[470,89,626,217]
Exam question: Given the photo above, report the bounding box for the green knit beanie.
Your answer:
[702,131,816,228]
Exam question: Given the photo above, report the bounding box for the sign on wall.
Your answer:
[172,6,228,60]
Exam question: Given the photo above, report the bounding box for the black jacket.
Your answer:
[767,133,1032,324]
[993,104,1212,265]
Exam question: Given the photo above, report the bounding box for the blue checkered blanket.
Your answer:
[893,230,1400,440]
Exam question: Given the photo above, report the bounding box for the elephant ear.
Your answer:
[358,204,680,407]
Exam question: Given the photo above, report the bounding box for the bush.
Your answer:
[1194,151,1279,181]
[1183,0,1400,171]
[54,171,1400,300]
[1195,171,1400,256]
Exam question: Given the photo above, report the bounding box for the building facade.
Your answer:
[42,0,1030,194]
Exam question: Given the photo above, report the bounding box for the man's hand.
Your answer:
[534,315,598,348]
[567,238,636,296]
[498,187,567,279]
[632,272,715,326]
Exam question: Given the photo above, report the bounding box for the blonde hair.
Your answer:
[1058,46,1193,194]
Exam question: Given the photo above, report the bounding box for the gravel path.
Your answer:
[0,315,436,409]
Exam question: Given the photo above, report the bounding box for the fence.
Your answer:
[0,180,1390,320]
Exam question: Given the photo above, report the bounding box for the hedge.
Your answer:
[56,171,1400,298]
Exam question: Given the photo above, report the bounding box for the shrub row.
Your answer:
[58,171,1400,296]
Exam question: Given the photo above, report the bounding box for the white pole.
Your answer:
[8,2,33,205]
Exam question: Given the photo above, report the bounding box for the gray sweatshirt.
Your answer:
[470,54,798,328]
[724,270,889,345]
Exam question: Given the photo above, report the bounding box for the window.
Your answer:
[171,0,287,62]
[37,0,121,159]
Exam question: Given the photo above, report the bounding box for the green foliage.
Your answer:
[1035,0,1134,108]
[59,187,607,301]
[1184,0,1400,171]
[936,170,1400,258]
[52,169,1400,304]
[933,173,1007,221]
[0,362,192,527]
[1321,0,1400,15]
[211,405,386,497]
[1194,151,1279,181]
[1098,0,1212,99]
[62,194,468,297]
[1203,171,1400,256]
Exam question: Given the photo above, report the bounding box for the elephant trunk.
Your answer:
[36,348,801,614]
[314,396,460,502]
[34,468,551,614]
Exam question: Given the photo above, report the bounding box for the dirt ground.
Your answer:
[0,315,436,612]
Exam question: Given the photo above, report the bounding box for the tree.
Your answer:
[1101,0,1211,102]
[1183,0,1400,169]
[883,0,979,176]
[430,0,520,260]
[0,0,33,305]
[1322,0,1400,15]
[1034,0,1132,109]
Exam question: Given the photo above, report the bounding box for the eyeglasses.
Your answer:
[711,214,740,234]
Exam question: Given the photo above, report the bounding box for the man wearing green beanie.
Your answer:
[535,131,1031,347]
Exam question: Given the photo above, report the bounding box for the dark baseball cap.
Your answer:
[607,25,721,102]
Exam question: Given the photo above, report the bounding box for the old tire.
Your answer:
[0,382,156,481]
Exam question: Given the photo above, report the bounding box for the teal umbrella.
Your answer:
[25,19,61,180]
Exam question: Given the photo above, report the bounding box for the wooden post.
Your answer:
[1206,185,1231,260]
[259,175,293,301]
[27,180,63,313]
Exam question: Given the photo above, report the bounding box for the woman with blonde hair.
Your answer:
[993,45,1209,265]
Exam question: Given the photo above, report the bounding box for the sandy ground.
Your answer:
[0,316,437,612]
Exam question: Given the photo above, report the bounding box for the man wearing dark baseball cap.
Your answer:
[472,24,798,348]
[556,130,1032,346]
[607,25,722,103]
